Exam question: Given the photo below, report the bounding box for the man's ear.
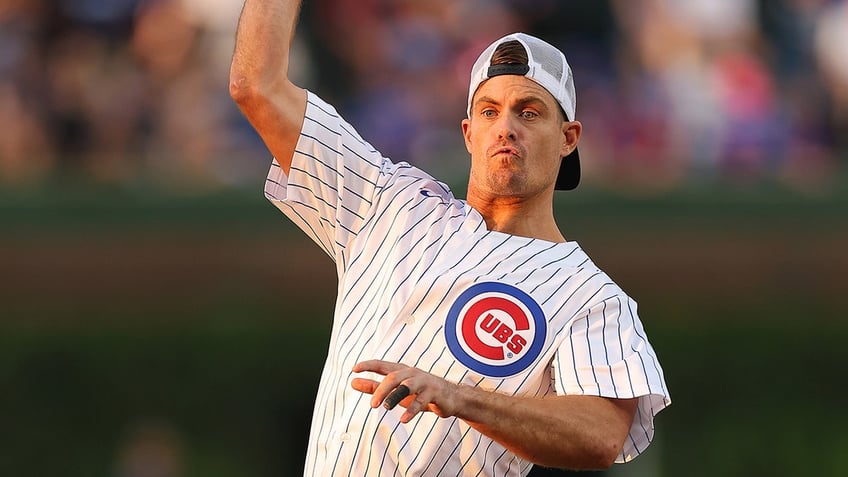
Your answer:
[561,120,582,157]
[461,118,473,154]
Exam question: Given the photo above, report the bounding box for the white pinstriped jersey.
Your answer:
[265,92,670,477]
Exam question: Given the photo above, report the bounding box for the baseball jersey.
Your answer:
[265,92,671,477]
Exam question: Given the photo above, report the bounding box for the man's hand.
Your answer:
[351,359,637,470]
[351,360,462,424]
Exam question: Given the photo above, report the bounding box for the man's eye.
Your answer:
[482,109,497,118]
[521,110,538,119]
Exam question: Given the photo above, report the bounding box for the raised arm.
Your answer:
[229,0,307,175]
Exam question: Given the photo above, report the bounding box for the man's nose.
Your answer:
[497,114,517,140]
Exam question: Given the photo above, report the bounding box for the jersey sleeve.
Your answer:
[552,293,671,464]
[264,91,400,263]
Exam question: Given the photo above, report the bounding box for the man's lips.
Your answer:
[489,145,521,158]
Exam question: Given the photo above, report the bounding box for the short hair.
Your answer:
[490,40,528,67]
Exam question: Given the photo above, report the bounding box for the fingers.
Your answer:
[352,359,404,374]
[352,360,413,408]
[350,361,452,423]
[350,378,379,394]
[383,384,410,410]
[370,372,411,409]
[380,382,426,423]
[399,392,432,424]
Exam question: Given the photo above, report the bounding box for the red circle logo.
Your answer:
[446,283,547,377]
[460,296,531,360]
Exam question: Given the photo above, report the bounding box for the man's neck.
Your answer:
[467,192,566,243]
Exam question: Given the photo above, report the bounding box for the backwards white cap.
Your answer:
[466,33,580,190]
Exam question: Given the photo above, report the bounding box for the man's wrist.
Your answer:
[451,381,488,422]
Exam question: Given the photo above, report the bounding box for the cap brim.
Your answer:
[555,148,580,191]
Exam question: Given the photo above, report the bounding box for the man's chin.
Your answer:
[486,173,528,196]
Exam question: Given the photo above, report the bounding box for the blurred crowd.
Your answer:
[0,0,846,194]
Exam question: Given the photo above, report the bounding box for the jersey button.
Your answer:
[339,432,351,442]
[404,315,415,325]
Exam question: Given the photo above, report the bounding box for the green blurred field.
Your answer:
[2,185,847,476]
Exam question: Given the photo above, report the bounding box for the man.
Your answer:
[230,1,670,475]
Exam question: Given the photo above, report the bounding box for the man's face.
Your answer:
[462,75,576,199]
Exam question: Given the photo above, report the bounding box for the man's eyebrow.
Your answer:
[515,95,550,108]
[473,96,500,108]
[474,94,550,109]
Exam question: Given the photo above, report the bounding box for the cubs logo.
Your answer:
[445,282,547,378]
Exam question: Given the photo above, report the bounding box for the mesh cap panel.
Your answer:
[528,39,564,83]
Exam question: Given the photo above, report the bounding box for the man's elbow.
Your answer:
[228,59,281,105]
[228,73,262,107]
[553,437,620,471]
[597,443,621,470]
[585,436,623,470]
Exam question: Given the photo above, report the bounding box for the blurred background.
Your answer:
[1,0,846,476]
